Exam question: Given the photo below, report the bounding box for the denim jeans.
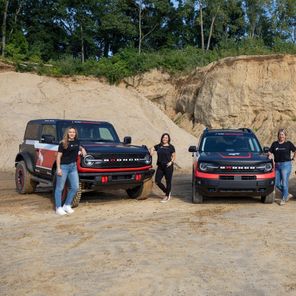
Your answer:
[54,162,79,208]
[275,161,292,200]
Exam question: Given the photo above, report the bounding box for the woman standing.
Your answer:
[55,127,86,215]
[268,129,296,206]
[150,133,176,202]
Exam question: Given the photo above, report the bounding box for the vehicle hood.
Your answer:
[81,142,149,155]
[198,152,270,163]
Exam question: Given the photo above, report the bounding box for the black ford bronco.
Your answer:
[188,128,275,204]
[15,119,154,206]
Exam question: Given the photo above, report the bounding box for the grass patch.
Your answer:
[5,38,296,84]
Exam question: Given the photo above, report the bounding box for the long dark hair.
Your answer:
[160,133,171,145]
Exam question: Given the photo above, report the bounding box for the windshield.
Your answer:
[57,122,120,143]
[200,133,261,153]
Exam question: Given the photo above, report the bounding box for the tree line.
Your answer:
[0,0,296,82]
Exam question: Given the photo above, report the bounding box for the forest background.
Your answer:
[1,0,296,83]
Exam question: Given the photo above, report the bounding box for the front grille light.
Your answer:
[264,163,273,172]
[257,163,273,172]
[199,162,219,172]
[144,154,152,165]
[83,155,95,167]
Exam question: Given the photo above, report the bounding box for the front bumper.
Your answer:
[195,175,275,197]
[78,168,155,189]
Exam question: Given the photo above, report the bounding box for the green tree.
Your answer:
[1,0,9,57]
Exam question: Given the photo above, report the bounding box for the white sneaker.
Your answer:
[167,192,171,201]
[280,199,286,206]
[63,205,74,214]
[160,197,168,203]
[287,193,293,201]
[56,207,67,216]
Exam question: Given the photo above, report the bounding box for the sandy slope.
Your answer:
[0,72,196,171]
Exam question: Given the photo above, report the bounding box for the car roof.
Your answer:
[27,119,111,125]
[203,128,254,135]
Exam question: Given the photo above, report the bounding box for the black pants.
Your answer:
[155,164,174,196]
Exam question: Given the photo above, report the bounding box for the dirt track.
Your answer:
[1,171,296,296]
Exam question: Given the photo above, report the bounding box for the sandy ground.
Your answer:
[1,171,296,296]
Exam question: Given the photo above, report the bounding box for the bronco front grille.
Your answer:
[81,153,149,168]
[214,162,269,174]
[219,175,257,180]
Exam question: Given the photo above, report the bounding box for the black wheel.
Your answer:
[15,161,37,194]
[192,169,203,203]
[261,191,275,204]
[71,182,82,208]
[52,174,82,208]
[126,179,153,200]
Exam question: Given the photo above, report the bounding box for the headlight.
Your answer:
[264,163,272,172]
[83,155,94,167]
[257,163,273,172]
[144,154,151,165]
[199,162,210,171]
[199,162,218,172]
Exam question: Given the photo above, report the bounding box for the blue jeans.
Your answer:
[54,163,79,208]
[275,161,292,200]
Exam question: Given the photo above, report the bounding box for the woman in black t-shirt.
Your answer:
[54,127,86,215]
[268,129,296,205]
[150,133,176,202]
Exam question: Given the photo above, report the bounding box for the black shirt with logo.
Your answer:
[269,141,296,163]
[154,144,175,166]
[58,139,80,164]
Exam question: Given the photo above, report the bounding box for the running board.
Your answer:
[31,176,52,186]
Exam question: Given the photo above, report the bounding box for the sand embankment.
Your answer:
[0,72,196,171]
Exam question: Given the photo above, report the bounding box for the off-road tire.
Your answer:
[192,167,203,203]
[126,179,153,200]
[192,178,204,204]
[261,191,275,204]
[15,161,37,194]
[71,182,82,208]
[52,174,82,208]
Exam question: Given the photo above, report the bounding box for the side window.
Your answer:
[99,127,114,141]
[41,124,57,142]
[24,123,40,140]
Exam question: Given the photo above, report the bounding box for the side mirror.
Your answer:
[123,136,132,145]
[188,146,197,153]
[40,134,55,143]
[263,146,269,153]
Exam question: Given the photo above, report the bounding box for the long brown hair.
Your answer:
[61,127,78,149]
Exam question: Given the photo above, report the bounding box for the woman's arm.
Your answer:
[171,152,176,162]
[167,152,176,167]
[149,146,155,156]
[56,152,63,176]
[79,146,87,157]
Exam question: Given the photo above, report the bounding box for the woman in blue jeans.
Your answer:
[55,127,86,215]
[268,129,296,205]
